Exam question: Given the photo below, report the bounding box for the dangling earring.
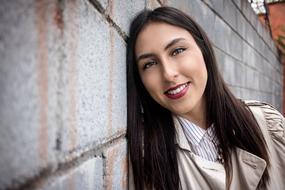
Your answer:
[140,103,144,114]
[140,103,144,123]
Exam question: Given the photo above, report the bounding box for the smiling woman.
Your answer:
[126,7,285,190]
[135,22,208,129]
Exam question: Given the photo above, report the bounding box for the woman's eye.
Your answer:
[172,48,186,56]
[143,60,157,70]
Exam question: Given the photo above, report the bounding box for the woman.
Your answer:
[126,6,285,190]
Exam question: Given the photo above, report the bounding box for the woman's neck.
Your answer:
[179,97,207,129]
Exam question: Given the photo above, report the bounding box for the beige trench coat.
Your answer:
[128,101,285,190]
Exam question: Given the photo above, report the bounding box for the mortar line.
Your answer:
[102,148,108,190]
[230,0,278,56]
[230,0,281,73]
[228,84,280,95]
[200,0,280,73]
[157,0,163,6]
[88,0,127,42]
[214,44,282,85]
[55,0,65,154]
[10,131,126,190]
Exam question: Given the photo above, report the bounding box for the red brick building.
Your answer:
[258,1,285,114]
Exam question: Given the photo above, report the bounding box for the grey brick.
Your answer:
[106,0,145,35]
[166,0,216,42]
[220,55,236,85]
[239,62,247,87]
[146,0,161,9]
[262,60,274,80]
[97,0,108,10]
[241,0,254,25]
[235,61,246,87]
[255,34,263,56]
[229,32,242,61]
[166,0,197,17]
[232,0,241,10]
[59,0,127,152]
[223,0,238,31]
[103,139,128,190]
[246,68,259,90]
[202,0,214,9]
[267,51,277,68]
[228,86,241,98]
[40,157,103,190]
[60,0,110,151]
[213,17,230,52]
[255,54,264,74]
[257,20,263,37]
[204,0,224,18]
[245,23,255,47]
[260,76,272,93]
[165,0,216,43]
[192,0,216,42]
[264,30,271,48]
[0,1,58,189]
[236,12,246,38]
[252,31,261,54]
[213,47,225,71]
[242,41,256,68]
[249,11,258,30]
[260,39,267,58]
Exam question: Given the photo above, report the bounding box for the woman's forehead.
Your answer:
[135,22,195,55]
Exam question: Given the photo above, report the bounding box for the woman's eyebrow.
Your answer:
[136,53,155,62]
[164,38,186,50]
[136,38,186,62]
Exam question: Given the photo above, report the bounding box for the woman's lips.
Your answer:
[164,82,190,99]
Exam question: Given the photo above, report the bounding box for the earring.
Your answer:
[140,103,145,123]
[140,103,144,114]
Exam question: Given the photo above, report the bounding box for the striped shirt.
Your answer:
[177,116,221,162]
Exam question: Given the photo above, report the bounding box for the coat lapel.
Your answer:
[231,148,267,189]
[173,116,192,152]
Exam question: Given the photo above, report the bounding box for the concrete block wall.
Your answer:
[0,0,282,190]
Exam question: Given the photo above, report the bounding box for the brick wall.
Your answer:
[0,0,282,189]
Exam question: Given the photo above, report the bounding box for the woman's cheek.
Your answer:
[141,73,156,89]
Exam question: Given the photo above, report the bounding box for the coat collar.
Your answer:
[173,115,267,189]
[173,116,192,152]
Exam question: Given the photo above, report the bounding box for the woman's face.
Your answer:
[135,22,208,119]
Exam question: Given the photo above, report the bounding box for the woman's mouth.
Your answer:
[164,82,190,99]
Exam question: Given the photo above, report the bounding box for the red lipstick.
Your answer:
[164,82,190,99]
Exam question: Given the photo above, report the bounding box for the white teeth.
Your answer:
[167,83,188,95]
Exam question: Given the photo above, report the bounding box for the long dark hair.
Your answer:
[127,6,270,190]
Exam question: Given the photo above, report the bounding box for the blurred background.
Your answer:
[0,0,284,189]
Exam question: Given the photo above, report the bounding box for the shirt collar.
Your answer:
[177,116,206,146]
[176,116,216,146]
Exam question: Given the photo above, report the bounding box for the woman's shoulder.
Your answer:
[243,100,283,122]
[242,100,284,139]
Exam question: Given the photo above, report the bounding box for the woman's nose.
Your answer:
[161,59,178,82]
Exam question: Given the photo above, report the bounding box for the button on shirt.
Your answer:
[177,116,221,162]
